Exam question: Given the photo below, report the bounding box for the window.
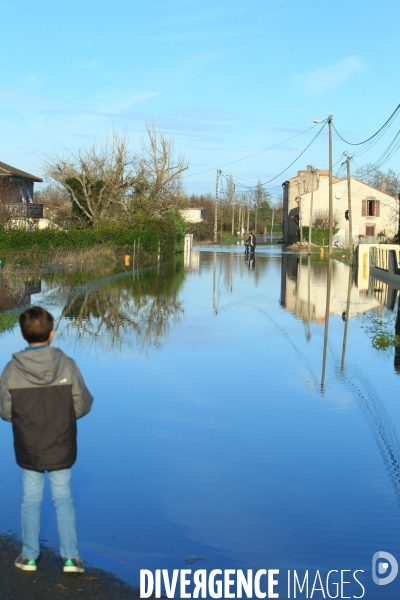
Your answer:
[362,199,380,217]
[366,225,375,236]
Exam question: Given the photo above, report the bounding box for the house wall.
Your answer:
[0,177,35,203]
[180,208,204,223]
[282,167,340,244]
[298,177,398,241]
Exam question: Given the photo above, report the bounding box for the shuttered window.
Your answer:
[362,200,367,216]
[362,199,380,216]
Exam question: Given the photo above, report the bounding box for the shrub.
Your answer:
[0,219,178,258]
[187,221,214,242]
[300,227,338,246]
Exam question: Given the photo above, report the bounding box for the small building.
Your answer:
[180,202,205,223]
[282,165,398,244]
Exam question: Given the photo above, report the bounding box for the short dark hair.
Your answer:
[19,306,54,343]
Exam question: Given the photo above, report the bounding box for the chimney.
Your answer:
[381,178,387,192]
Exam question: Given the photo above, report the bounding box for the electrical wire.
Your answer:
[182,122,323,179]
[219,121,327,191]
[332,103,400,146]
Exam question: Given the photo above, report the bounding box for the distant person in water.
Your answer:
[0,306,93,574]
[245,232,256,253]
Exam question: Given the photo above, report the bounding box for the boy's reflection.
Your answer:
[248,253,256,272]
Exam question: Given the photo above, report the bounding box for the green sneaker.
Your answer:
[63,557,85,573]
[15,554,37,571]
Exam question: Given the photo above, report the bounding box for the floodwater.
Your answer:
[1,245,400,599]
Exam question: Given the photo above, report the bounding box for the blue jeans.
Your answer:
[21,468,78,560]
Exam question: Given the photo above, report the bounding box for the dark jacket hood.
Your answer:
[11,347,68,386]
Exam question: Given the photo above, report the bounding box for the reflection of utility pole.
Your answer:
[340,264,353,375]
[213,248,217,314]
[230,250,233,293]
[308,168,315,255]
[345,153,354,265]
[214,170,220,243]
[321,259,333,390]
[307,255,311,341]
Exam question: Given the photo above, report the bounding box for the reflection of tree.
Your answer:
[56,258,185,352]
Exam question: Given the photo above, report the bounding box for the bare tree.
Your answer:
[34,185,72,227]
[43,126,188,225]
[135,124,188,216]
[312,208,340,229]
[43,130,143,226]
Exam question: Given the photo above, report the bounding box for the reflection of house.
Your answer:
[281,254,383,323]
[282,165,398,244]
[0,279,41,312]
[184,249,200,270]
[180,203,204,223]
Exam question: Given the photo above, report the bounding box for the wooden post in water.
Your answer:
[340,264,353,376]
[321,259,333,390]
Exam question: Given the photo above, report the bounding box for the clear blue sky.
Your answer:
[1,0,399,198]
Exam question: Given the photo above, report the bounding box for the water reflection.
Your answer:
[0,260,186,352]
[280,254,384,325]
[280,251,400,521]
[0,276,41,314]
[2,248,400,593]
[56,261,185,352]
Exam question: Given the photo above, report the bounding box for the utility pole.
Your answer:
[328,115,333,254]
[398,193,400,242]
[231,203,236,235]
[270,208,274,241]
[214,169,220,243]
[247,207,250,233]
[298,197,303,242]
[345,153,354,265]
[308,167,315,255]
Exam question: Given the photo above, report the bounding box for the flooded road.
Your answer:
[0,245,400,598]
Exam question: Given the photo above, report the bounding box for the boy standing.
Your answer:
[0,306,93,573]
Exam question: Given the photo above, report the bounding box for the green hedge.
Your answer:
[0,219,179,257]
[300,227,338,246]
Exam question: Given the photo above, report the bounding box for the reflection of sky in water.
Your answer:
[0,248,400,598]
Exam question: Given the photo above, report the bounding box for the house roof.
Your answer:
[298,175,396,198]
[0,161,43,183]
[183,203,204,210]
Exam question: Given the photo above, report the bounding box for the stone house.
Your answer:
[282,165,398,244]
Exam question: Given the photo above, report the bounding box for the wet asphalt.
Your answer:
[0,534,141,600]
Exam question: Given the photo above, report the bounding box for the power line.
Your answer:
[332,103,400,146]
[182,122,323,179]
[221,121,327,190]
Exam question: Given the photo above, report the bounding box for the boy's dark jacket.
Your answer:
[0,346,93,472]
